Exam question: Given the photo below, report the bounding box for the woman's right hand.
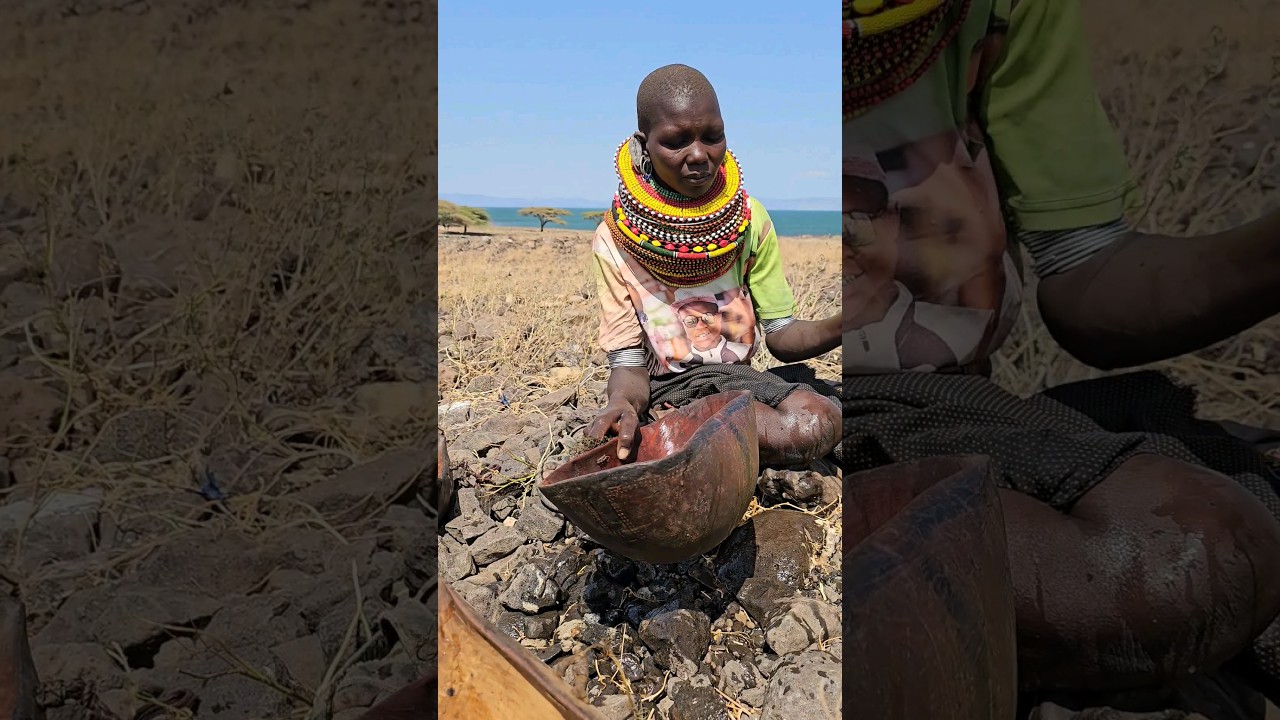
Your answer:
[587,399,641,461]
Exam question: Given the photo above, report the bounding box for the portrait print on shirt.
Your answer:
[672,292,756,367]
[592,195,796,376]
[841,14,1024,375]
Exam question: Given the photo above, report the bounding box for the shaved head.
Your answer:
[636,64,719,134]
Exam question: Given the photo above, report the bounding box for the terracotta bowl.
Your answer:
[539,390,758,565]
[843,455,1018,720]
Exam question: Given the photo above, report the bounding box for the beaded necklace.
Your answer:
[843,0,971,120]
[606,138,751,288]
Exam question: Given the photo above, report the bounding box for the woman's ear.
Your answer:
[628,133,648,174]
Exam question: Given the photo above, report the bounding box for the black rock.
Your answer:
[579,621,611,646]
[637,608,711,673]
[498,562,561,614]
[524,611,559,640]
[616,652,644,683]
[668,678,730,720]
[491,610,527,641]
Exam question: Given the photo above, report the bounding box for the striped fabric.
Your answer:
[760,316,795,334]
[1019,220,1129,278]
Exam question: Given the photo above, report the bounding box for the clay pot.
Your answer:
[539,390,758,565]
[843,455,1018,720]
[439,582,602,719]
[0,597,41,720]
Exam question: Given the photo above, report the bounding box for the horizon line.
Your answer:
[442,195,840,211]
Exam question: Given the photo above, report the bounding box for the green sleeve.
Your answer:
[981,0,1138,232]
[744,198,798,320]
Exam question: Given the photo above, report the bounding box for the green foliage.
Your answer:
[518,206,570,232]
[581,210,605,223]
[439,200,490,234]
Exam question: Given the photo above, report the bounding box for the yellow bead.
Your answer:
[853,0,884,12]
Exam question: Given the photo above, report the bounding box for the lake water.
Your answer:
[478,206,839,237]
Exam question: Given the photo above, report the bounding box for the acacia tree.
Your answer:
[439,200,490,234]
[581,210,605,223]
[518,207,570,232]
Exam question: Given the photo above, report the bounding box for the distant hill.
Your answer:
[441,193,840,212]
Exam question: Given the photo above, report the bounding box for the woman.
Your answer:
[843,0,1280,707]
[586,64,842,468]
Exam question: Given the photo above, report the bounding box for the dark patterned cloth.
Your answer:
[842,370,1280,511]
[647,363,843,461]
[842,368,1280,691]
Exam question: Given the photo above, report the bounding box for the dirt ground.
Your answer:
[0,1,435,719]
[438,227,839,719]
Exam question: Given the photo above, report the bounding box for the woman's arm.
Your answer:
[1037,211,1280,369]
[975,0,1280,367]
[764,313,842,363]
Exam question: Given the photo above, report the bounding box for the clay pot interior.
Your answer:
[543,390,748,485]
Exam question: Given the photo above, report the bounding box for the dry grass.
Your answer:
[1,3,434,509]
[0,1,434,713]
[438,226,838,398]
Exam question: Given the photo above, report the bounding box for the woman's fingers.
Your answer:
[587,404,641,461]
[586,406,620,440]
[616,408,639,460]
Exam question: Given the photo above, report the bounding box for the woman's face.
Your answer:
[641,94,727,198]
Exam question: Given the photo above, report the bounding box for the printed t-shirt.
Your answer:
[843,0,1138,374]
[593,196,797,376]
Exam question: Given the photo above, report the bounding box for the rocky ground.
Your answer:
[1,1,435,718]
[439,379,842,720]
[0,206,437,720]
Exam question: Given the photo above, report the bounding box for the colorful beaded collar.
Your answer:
[606,138,751,288]
[843,0,971,120]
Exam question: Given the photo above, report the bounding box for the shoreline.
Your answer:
[439,225,838,243]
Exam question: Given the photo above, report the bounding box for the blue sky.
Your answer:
[439,3,838,210]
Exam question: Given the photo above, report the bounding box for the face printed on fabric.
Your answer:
[715,290,755,343]
[843,169,902,330]
[640,93,728,198]
[677,300,724,351]
[844,172,889,215]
